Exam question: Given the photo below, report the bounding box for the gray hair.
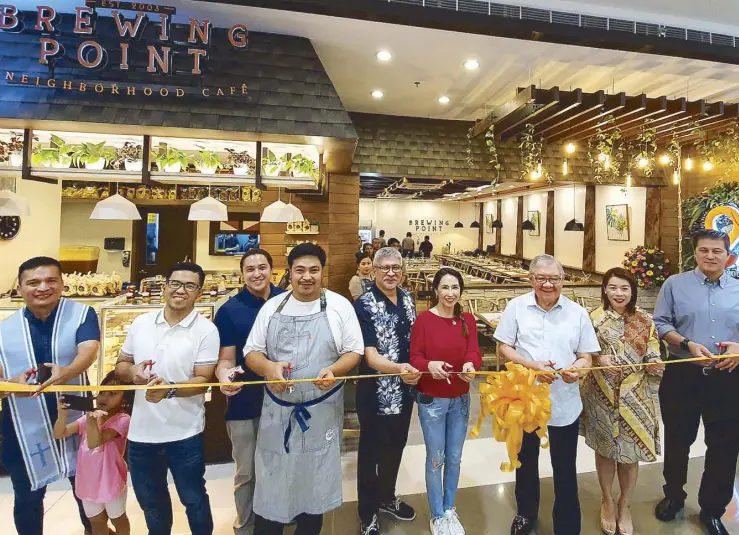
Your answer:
[373,247,403,267]
[529,254,564,276]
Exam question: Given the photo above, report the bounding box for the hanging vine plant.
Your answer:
[466,126,475,170]
[587,114,623,182]
[485,124,502,184]
[690,121,718,171]
[634,120,657,177]
[667,135,680,167]
[519,123,549,182]
[715,120,739,177]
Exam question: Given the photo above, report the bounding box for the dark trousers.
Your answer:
[128,433,213,535]
[659,362,739,517]
[2,426,91,535]
[254,513,323,535]
[516,417,581,535]
[357,404,413,522]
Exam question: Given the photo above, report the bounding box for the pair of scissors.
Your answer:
[285,363,295,394]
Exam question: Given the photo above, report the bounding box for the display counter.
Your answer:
[0,295,126,322]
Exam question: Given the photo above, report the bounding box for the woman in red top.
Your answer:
[410,267,482,535]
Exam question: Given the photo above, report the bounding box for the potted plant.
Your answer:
[262,150,291,177]
[73,141,116,170]
[155,147,188,173]
[31,134,76,168]
[226,148,256,176]
[310,220,319,233]
[115,142,144,172]
[290,154,318,179]
[0,132,24,166]
[194,150,222,174]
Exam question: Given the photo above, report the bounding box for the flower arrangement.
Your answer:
[622,246,670,288]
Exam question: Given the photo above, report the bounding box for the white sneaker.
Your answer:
[444,509,465,535]
[430,516,450,535]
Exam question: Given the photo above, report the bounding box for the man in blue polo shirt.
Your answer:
[0,256,99,535]
[215,249,285,535]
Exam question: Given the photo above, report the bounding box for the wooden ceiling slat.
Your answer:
[543,92,627,141]
[570,96,666,142]
[618,98,688,137]
[515,88,583,133]
[471,85,535,138]
[497,87,561,141]
[538,90,606,137]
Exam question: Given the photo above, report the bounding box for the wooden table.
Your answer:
[425,274,497,289]
[476,311,503,330]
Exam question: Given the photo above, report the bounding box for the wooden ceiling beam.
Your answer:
[654,102,727,141]
[499,88,589,142]
[544,92,628,141]
[619,98,690,137]
[666,104,739,140]
[471,85,536,138]
[497,87,562,141]
[570,95,666,142]
[537,90,605,138]
[672,117,739,143]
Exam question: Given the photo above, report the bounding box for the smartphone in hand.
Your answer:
[36,365,52,385]
[60,395,95,412]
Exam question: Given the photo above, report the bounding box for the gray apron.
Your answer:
[253,291,344,523]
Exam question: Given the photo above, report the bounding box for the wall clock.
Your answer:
[0,216,21,240]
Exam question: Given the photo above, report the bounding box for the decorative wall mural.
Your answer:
[485,214,493,234]
[527,210,540,236]
[606,204,630,241]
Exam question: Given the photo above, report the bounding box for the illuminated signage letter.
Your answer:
[188,18,210,45]
[35,5,56,32]
[77,41,106,69]
[74,6,93,34]
[62,80,72,90]
[147,46,170,73]
[158,13,169,40]
[119,42,129,69]
[187,48,207,75]
[112,10,145,38]
[228,24,247,48]
[39,37,61,65]
[0,5,19,30]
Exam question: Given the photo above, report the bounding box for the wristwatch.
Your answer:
[165,382,177,399]
[680,338,692,352]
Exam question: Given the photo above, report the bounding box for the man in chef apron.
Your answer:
[244,243,364,535]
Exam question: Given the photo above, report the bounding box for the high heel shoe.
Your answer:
[600,502,617,535]
[618,504,633,535]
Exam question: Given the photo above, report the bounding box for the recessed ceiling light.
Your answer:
[464,59,480,70]
[376,50,392,62]
[438,96,451,105]
[371,90,384,99]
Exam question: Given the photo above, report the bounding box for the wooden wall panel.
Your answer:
[645,188,662,249]
[515,196,524,258]
[328,174,360,297]
[660,185,680,268]
[583,185,596,272]
[495,199,502,253]
[545,191,554,256]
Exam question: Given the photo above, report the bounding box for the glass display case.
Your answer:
[0,296,123,322]
[96,291,235,385]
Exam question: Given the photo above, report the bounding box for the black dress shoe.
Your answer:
[511,515,534,535]
[655,497,684,521]
[699,511,730,535]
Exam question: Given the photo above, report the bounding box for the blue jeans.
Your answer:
[417,393,470,519]
[128,433,213,535]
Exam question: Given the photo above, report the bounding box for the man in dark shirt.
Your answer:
[653,230,739,535]
[354,247,420,535]
[419,236,434,259]
[214,249,285,535]
[0,257,99,535]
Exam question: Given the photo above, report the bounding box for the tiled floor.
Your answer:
[2,384,737,534]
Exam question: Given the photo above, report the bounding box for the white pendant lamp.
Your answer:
[90,193,141,220]
[0,189,31,216]
[285,194,304,222]
[260,189,294,223]
[188,195,228,221]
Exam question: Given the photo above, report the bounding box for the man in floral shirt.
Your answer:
[354,247,420,535]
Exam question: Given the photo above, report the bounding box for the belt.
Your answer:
[265,382,345,453]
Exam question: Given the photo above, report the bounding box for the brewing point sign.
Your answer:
[0,2,250,99]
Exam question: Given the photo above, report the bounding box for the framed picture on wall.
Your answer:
[527,210,540,236]
[606,204,630,241]
[485,214,493,234]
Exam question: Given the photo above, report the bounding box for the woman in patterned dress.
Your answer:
[581,267,664,535]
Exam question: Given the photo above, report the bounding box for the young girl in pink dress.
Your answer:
[54,371,133,535]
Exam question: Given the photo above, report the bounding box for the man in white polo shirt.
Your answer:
[115,262,219,535]
[494,254,600,535]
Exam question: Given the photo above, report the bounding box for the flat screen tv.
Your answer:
[213,233,260,256]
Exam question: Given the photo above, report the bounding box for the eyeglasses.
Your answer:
[166,280,201,292]
[378,265,403,274]
[533,276,563,285]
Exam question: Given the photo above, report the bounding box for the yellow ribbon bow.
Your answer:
[470,362,552,471]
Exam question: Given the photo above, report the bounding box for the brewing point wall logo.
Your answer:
[0,2,250,99]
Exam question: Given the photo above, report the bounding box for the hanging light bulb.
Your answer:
[565,142,576,155]
[672,170,680,185]
[637,157,648,169]
[531,169,541,180]
[702,160,714,171]
[659,154,671,165]
[537,160,543,174]
[597,153,607,163]
[562,158,569,176]
[685,156,694,170]
[626,173,632,188]
[604,155,611,169]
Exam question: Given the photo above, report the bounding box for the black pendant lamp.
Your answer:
[491,219,503,229]
[454,201,464,228]
[470,203,480,228]
[522,219,536,231]
[564,185,584,232]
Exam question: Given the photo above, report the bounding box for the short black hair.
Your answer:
[379,230,385,236]
[406,232,412,237]
[692,229,730,252]
[388,238,400,247]
[100,370,135,414]
[288,243,326,267]
[240,248,273,271]
[167,262,205,286]
[18,256,62,283]
[424,235,430,240]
